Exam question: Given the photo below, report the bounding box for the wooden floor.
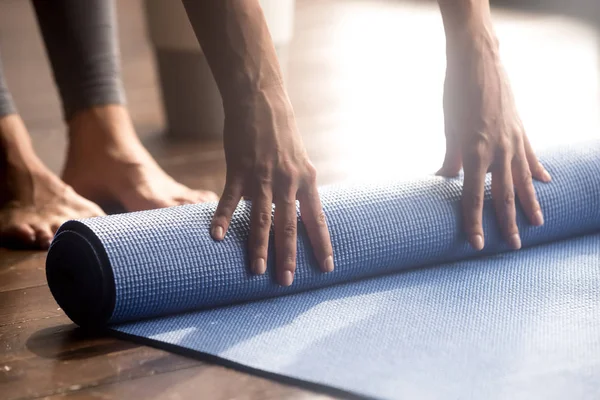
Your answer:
[1,0,599,399]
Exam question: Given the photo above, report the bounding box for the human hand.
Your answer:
[210,86,334,286]
[437,30,551,251]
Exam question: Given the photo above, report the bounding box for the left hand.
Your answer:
[437,29,552,251]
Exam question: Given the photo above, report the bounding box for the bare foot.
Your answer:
[62,105,218,211]
[0,115,105,249]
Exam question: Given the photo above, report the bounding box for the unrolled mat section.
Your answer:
[46,142,600,399]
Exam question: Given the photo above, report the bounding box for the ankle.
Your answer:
[68,105,135,141]
[0,114,43,171]
[66,105,153,170]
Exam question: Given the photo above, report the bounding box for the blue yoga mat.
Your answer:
[46,141,600,399]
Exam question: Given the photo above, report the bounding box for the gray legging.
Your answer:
[0,0,126,120]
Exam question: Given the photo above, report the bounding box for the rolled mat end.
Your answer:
[46,221,115,329]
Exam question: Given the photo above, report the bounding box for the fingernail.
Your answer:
[323,256,334,273]
[211,226,224,240]
[44,238,52,249]
[532,210,544,226]
[280,270,294,287]
[253,258,266,275]
[542,170,552,182]
[509,233,522,250]
[470,234,484,251]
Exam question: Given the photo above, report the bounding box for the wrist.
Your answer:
[217,62,286,111]
[445,21,500,66]
[222,82,291,118]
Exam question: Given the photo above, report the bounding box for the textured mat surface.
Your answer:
[115,233,600,400]
[46,141,600,399]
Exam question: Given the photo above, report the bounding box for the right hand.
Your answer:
[210,86,334,286]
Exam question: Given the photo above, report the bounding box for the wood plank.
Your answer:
[1,315,71,362]
[0,323,202,400]
[0,251,48,292]
[45,362,336,400]
[0,286,63,328]
[0,300,329,400]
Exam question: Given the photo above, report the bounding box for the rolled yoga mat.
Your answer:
[46,141,600,399]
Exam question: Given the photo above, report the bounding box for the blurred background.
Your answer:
[0,0,598,194]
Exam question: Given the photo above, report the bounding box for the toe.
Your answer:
[50,221,63,233]
[33,225,55,250]
[156,198,180,209]
[79,199,106,218]
[174,189,217,206]
[124,192,179,211]
[192,190,219,204]
[15,224,36,243]
[1,224,36,248]
[202,190,219,202]
[176,198,196,206]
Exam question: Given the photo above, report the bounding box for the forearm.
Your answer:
[437,0,498,57]
[181,0,285,110]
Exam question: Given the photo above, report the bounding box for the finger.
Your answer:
[298,186,334,273]
[523,135,551,182]
[274,192,298,287]
[491,157,521,250]
[248,183,273,275]
[211,179,243,241]
[462,153,488,251]
[437,128,463,177]
[513,149,544,227]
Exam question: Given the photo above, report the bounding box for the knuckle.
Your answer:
[256,211,272,228]
[503,191,515,206]
[472,133,491,152]
[256,174,273,188]
[464,192,484,209]
[520,168,533,185]
[495,143,511,159]
[277,189,298,205]
[254,162,273,182]
[466,144,484,160]
[282,222,297,238]
[276,161,300,186]
[315,210,327,227]
[304,161,318,184]
[275,171,294,187]
[284,255,296,268]
[252,242,269,257]
[464,214,482,233]
[221,191,238,206]
[511,152,524,168]
[512,122,525,138]
[464,140,490,166]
